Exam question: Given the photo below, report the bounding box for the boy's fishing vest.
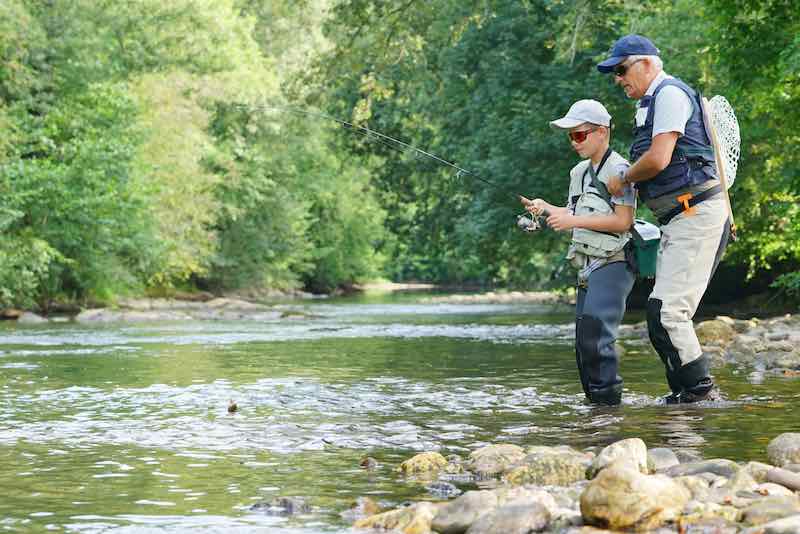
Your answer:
[629,77,717,202]
[568,150,631,258]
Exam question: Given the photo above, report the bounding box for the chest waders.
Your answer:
[571,149,635,406]
[632,78,728,403]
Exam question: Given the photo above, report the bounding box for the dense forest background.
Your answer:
[0,0,798,310]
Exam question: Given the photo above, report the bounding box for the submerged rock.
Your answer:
[249,496,311,515]
[359,456,379,470]
[426,481,462,499]
[398,452,448,476]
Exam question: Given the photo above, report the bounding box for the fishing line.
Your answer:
[235,103,524,202]
[233,103,545,232]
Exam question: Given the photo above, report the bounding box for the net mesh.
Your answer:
[709,95,740,188]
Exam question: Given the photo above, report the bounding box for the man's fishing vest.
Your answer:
[568,150,631,259]
[630,77,717,202]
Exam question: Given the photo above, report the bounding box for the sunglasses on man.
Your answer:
[613,58,646,77]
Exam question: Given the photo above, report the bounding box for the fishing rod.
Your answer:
[236,103,546,232]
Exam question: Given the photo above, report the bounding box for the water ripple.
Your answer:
[0,321,573,349]
[0,377,576,453]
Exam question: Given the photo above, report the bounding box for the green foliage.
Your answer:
[27,0,261,87]
[0,0,798,308]
[304,139,386,293]
[306,0,800,297]
[0,0,47,104]
[0,83,157,302]
[204,104,312,290]
[0,232,64,309]
[702,0,800,280]
[772,271,800,297]
[130,73,222,285]
[204,102,386,292]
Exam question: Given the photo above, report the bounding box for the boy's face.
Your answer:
[568,123,605,159]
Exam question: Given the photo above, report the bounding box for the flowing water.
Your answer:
[0,292,797,532]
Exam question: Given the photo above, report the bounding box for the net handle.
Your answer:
[701,96,737,241]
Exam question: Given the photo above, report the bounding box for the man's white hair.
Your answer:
[628,54,663,71]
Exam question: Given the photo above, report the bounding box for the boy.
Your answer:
[522,99,636,405]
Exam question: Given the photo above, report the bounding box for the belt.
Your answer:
[657,184,722,226]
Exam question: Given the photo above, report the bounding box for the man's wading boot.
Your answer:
[662,354,718,404]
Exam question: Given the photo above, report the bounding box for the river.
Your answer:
[0,291,797,532]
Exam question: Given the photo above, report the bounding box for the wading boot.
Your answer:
[588,383,623,406]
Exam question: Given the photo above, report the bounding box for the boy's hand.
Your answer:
[546,211,575,232]
[521,197,548,216]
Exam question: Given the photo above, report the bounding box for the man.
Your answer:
[598,34,730,404]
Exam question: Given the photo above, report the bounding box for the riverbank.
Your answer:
[350,433,800,533]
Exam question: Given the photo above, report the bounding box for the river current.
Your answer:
[0,292,797,532]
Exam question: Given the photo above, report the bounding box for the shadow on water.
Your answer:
[0,294,798,532]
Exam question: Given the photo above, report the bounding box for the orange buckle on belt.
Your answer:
[676,193,696,216]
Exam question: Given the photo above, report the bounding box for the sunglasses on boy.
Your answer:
[568,127,599,143]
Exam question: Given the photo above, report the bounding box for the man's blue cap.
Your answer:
[597,34,660,73]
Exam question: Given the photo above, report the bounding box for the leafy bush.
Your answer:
[0,83,157,303]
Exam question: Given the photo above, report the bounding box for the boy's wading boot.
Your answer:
[588,383,623,406]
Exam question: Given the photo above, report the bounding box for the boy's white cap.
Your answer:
[549,99,612,129]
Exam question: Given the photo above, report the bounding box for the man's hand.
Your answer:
[546,211,575,232]
[606,174,625,197]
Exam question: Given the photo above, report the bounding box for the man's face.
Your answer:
[614,58,650,99]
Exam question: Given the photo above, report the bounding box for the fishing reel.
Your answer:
[516,209,548,233]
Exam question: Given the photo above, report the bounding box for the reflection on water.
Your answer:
[0,296,798,532]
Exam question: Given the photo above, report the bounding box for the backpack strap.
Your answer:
[585,148,617,211]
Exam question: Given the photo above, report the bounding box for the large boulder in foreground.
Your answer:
[354,502,438,534]
[580,460,690,531]
[767,433,800,468]
[432,490,498,534]
[588,438,648,479]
